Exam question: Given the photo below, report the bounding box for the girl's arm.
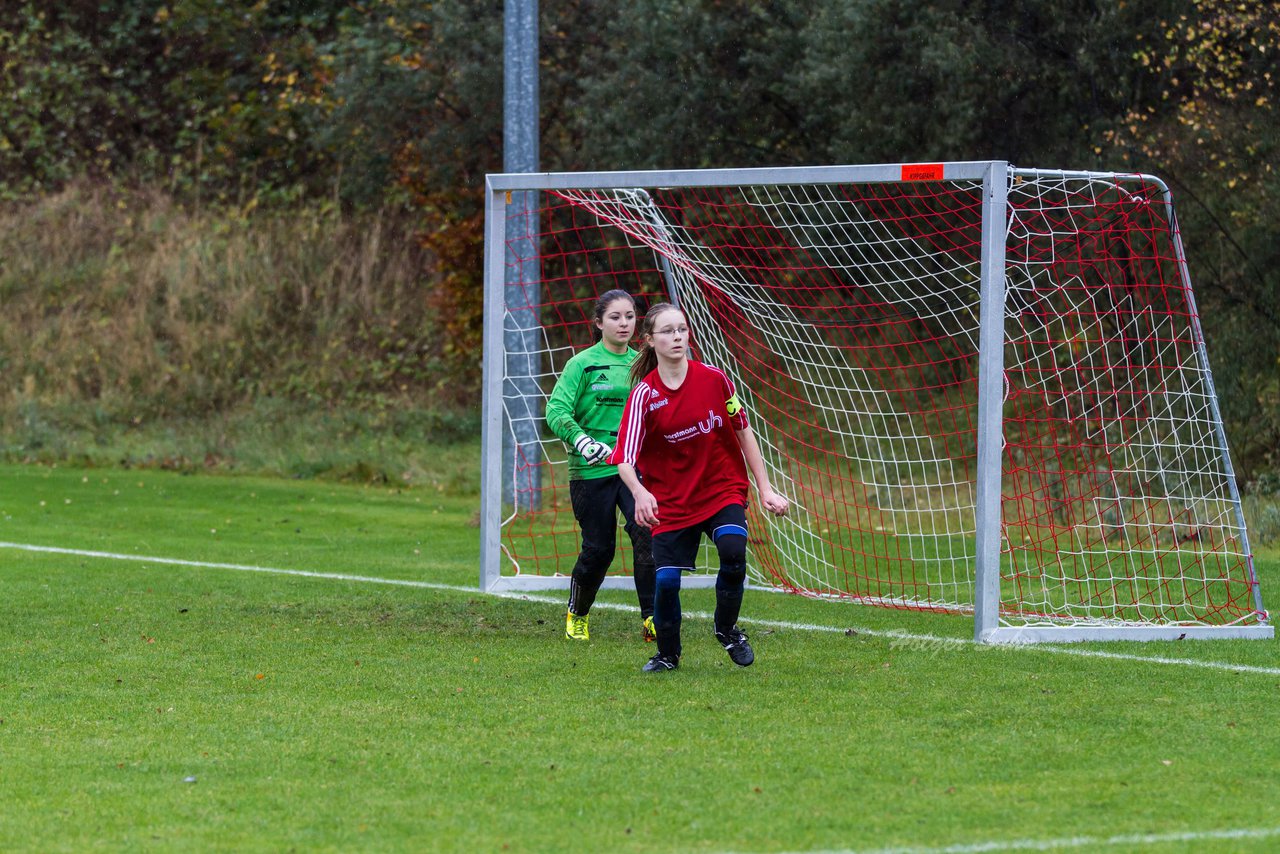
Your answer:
[545,359,586,446]
[546,358,610,464]
[736,425,788,516]
[617,463,660,529]
[612,383,658,527]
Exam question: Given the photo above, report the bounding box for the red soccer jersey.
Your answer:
[610,360,750,535]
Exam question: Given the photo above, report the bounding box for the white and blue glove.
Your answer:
[573,434,613,466]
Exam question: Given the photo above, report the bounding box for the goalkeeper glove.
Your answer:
[573,434,613,465]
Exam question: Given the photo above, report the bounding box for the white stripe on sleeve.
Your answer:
[616,382,651,465]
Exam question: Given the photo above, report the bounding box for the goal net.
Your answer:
[480,162,1270,642]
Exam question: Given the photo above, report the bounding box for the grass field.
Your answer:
[3,461,1279,853]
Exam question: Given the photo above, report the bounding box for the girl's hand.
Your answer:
[633,489,660,528]
[760,488,789,517]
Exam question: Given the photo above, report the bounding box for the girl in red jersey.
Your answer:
[609,303,788,672]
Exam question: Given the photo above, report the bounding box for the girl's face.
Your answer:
[647,308,689,362]
[597,298,637,350]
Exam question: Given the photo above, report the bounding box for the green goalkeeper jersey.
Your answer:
[545,340,638,481]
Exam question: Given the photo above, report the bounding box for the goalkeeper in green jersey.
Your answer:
[546,290,656,643]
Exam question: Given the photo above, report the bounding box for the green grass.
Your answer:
[2,399,480,489]
[2,462,1279,852]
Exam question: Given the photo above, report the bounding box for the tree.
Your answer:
[1104,0,1280,481]
[0,1,173,195]
[559,0,807,170]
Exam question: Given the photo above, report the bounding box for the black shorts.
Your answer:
[650,503,748,573]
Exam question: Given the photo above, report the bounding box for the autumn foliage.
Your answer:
[0,0,1276,480]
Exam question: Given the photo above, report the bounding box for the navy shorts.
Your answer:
[650,503,748,573]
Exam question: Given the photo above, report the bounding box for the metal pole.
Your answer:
[503,0,541,510]
[631,189,682,308]
[480,182,508,590]
[973,161,1010,642]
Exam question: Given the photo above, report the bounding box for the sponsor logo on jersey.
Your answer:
[663,409,723,443]
[648,397,668,413]
[663,425,700,443]
[590,382,612,391]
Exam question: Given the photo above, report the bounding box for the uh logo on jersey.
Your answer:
[662,409,723,444]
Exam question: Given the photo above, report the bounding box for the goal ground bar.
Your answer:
[982,624,1274,644]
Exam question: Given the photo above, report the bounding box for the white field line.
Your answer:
[771,824,1280,854]
[4,540,1279,677]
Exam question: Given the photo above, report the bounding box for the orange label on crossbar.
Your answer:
[901,163,944,181]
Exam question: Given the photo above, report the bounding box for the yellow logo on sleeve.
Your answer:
[725,394,742,416]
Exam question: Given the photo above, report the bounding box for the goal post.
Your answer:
[480,161,1271,642]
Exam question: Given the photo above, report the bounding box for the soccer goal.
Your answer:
[480,161,1270,643]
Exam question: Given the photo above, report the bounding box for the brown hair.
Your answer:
[629,302,687,386]
[593,289,636,338]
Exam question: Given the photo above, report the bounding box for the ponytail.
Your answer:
[630,341,659,387]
